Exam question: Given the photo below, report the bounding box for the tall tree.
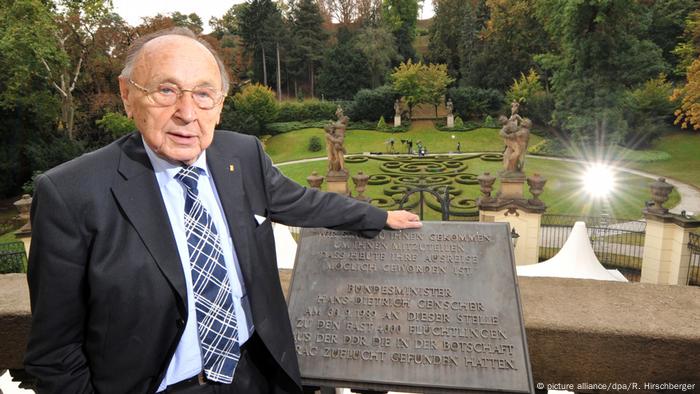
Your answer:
[464,0,548,90]
[355,26,398,87]
[672,59,700,130]
[0,0,65,196]
[646,0,695,79]
[427,0,471,80]
[535,0,665,143]
[325,0,357,25]
[357,0,382,26]
[317,28,372,99]
[456,0,482,86]
[382,0,419,61]
[209,4,249,90]
[391,60,453,116]
[236,0,284,87]
[170,11,204,34]
[673,7,700,77]
[289,0,328,98]
[41,0,116,139]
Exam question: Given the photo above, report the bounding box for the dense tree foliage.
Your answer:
[647,0,695,79]
[354,26,398,87]
[534,0,666,144]
[621,74,677,147]
[235,0,284,87]
[1,0,698,200]
[427,0,482,82]
[391,60,453,116]
[288,0,328,98]
[317,29,372,99]
[672,59,700,130]
[382,0,419,61]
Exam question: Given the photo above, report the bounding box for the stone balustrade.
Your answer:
[2,273,699,392]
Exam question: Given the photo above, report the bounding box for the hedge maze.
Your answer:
[346,153,503,219]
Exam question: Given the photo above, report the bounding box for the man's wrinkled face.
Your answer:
[119,35,224,164]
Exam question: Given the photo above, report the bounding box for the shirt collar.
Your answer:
[142,137,209,181]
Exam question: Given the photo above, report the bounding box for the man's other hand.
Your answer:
[386,210,422,229]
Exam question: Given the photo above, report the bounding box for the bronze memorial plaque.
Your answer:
[287,222,534,393]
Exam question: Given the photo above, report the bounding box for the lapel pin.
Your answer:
[229,164,235,172]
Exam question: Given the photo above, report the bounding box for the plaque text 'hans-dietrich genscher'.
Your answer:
[288,223,533,393]
[294,230,517,370]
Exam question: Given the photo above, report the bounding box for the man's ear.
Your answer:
[118,76,133,118]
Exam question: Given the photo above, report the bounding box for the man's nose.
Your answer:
[173,91,197,123]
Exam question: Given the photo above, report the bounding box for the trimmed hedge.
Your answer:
[447,87,503,120]
[275,101,337,122]
[347,85,399,122]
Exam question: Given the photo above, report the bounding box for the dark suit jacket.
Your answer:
[24,131,387,393]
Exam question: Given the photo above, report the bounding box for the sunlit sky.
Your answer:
[113,0,435,33]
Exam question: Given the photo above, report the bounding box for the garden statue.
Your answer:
[499,101,531,173]
[325,106,350,173]
[394,99,402,127]
[446,98,453,115]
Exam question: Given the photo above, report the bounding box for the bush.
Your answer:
[454,116,464,128]
[265,121,329,134]
[275,100,337,122]
[377,116,387,131]
[223,84,278,135]
[317,39,372,100]
[434,119,480,131]
[96,112,135,139]
[506,69,544,105]
[347,85,398,122]
[528,139,570,157]
[620,75,677,148]
[22,171,42,195]
[26,133,87,175]
[524,91,555,127]
[0,248,25,274]
[220,103,261,135]
[483,115,497,128]
[447,87,503,120]
[308,136,323,152]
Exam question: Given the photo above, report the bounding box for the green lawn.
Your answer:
[276,155,675,220]
[625,131,700,189]
[265,126,544,164]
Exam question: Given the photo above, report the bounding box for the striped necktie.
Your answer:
[175,165,240,383]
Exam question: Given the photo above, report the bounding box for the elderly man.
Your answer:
[24,27,421,394]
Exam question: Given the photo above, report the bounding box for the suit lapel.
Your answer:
[206,141,256,285]
[110,134,188,317]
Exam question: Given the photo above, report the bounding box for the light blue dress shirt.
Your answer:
[142,142,253,392]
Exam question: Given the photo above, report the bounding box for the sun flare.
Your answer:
[581,163,616,198]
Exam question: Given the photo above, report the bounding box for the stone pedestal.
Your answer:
[498,173,526,199]
[394,115,401,127]
[446,114,454,128]
[479,208,542,266]
[478,172,545,266]
[326,171,349,196]
[641,211,700,285]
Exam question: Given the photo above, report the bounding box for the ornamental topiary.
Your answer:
[308,136,323,152]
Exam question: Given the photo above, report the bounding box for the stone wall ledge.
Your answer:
[518,277,700,391]
[2,273,699,392]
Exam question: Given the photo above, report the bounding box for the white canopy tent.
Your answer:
[517,221,628,282]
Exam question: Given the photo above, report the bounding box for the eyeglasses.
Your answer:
[128,79,225,110]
